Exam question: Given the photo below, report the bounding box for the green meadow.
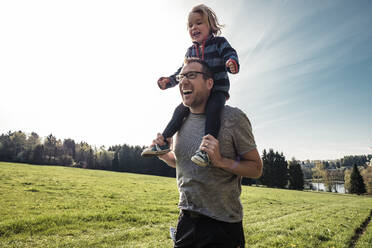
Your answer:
[1,162,371,248]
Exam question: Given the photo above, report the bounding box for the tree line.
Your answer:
[243,149,304,190]
[341,155,372,168]
[0,131,175,178]
[1,130,371,194]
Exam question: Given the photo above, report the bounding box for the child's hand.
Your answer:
[226,59,238,74]
[157,77,171,90]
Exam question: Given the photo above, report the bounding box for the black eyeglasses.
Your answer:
[176,71,206,82]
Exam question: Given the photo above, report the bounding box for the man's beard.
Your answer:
[184,92,208,110]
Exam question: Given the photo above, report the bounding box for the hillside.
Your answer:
[1,162,371,247]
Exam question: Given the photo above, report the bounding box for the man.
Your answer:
[151,58,262,248]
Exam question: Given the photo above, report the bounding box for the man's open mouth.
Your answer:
[183,90,192,95]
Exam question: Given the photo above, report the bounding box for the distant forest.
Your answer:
[1,130,371,189]
[0,131,175,178]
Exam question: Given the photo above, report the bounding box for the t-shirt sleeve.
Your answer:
[232,109,257,156]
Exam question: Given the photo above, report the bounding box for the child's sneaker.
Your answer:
[191,149,210,167]
[141,143,170,157]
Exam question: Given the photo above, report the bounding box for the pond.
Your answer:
[305,181,345,194]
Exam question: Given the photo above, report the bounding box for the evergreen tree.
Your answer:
[119,145,131,172]
[260,149,288,188]
[44,134,58,164]
[260,149,273,186]
[288,158,304,190]
[349,164,366,195]
[9,131,27,162]
[86,148,96,169]
[31,144,44,165]
[361,166,372,195]
[112,152,120,171]
[63,138,76,159]
[323,161,330,169]
[75,141,92,167]
[274,152,288,188]
[96,149,114,170]
[0,132,12,161]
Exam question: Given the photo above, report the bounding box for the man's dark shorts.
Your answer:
[174,210,245,248]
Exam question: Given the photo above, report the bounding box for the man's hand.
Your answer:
[200,134,263,178]
[226,59,238,74]
[200,134,223,167]
[157,77,171,90]
[152,133,176,167]
[151,133,167,147]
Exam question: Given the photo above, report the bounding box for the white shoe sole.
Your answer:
[141,148,170,157]
[191,156,209,167]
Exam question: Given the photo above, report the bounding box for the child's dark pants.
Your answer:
[163,91,226,140]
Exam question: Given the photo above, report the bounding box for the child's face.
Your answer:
[188,12,210,44]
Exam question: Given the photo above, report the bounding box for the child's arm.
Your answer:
[157,66,183,90]
[218,37,240,74]
[157,48,192,90]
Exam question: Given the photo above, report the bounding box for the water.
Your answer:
[306,181,345,194]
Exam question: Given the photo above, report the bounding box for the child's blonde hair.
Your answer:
[188,4,224,36]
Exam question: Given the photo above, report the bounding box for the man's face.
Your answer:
[178,62,212,113]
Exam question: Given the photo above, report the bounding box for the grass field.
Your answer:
[1,162,371,248]
[356,218,372,248]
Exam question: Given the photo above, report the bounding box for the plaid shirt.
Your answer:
[167,35,239,97]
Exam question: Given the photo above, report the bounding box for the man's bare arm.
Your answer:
[158,152,176,168]
[201,134,262,178]
[214,148,262,178]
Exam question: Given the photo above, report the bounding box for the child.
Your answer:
[141,4,239,167]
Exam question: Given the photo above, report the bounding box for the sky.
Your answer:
[1,0,371,161]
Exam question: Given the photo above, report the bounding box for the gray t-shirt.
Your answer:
[174,105,257,223]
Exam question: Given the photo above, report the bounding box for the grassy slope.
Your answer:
[0,162,371,248]
[355,211,372,248]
